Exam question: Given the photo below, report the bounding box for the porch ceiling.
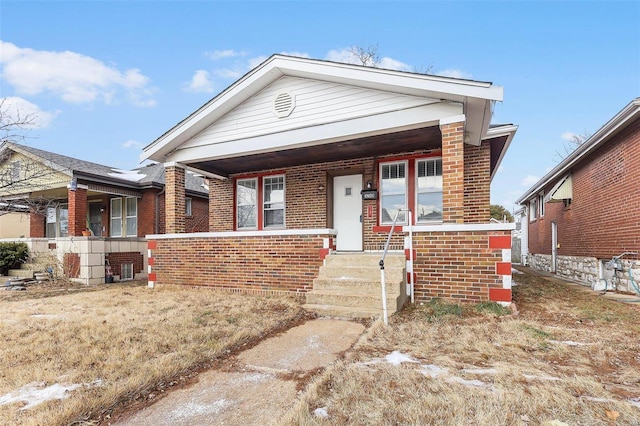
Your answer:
[187,126,442,177]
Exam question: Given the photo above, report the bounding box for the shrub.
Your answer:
[0,242,29,275]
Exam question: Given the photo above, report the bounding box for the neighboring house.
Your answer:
[0,210,29,238]
[0,141,209,283]
[516,98,639,294]
[142,54,518,310]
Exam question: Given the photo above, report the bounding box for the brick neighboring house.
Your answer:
[0,141,208,283]
[516,98,640,294]
[143,55,518,310]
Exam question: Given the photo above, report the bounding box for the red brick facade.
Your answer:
[67,186,87,236]
[464,141,491,223]
[165,165,186,234]
[527,117,640,260]
[441,122,465,223]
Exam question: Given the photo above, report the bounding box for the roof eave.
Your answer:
[483,124,518,181]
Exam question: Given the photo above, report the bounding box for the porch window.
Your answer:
[237,178,257,229]
[45,204,68,238]
[416,158,443,222]
[380,162,407,224]
[263,175,285,228]
[110,197,138,237]
[235,174,286,230]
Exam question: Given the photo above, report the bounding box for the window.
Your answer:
[237,178,257,229]
[380,162,407,224]
[45,204,68,238]
[263,175,285,228]
[538,193,545,217]
[121,263,134,280]
[529,199,538,221]
[185,198,192,216]
[235,174,285,230]
[416,158,443,222]
[110,197,137,237]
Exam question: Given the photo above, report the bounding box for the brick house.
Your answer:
[142,55,518,313]
[0,141,208,283]
[516,98,639,294]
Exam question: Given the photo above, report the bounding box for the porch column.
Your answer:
[440,118,465,224]
[29,207,46,238]
[68,183,88,236]
[165,163,185,234]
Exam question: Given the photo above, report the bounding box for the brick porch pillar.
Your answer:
[165,163,185,234]
[441,118,465,223]
[68,183,88,236]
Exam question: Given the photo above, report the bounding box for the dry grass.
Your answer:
[283,268,640,425]
[0,284,304,426]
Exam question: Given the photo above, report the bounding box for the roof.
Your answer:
[142,54,506,166]
[516,98,640,204]
[0,141,207,196]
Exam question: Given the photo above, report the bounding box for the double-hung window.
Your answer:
[416,158,443,222]
[236,174,285,230]
[110,197,137,237]
[380,162,407,224]
[538,193,545,217]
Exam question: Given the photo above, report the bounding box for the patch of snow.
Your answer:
[580,396,615,403]
[523,374,561,381]
[549,340,591,346]
[419,364,448,378]
[108,169,146,182]
[511,268,524,274]
[30,314,62,319]
[446,376,495,391]
[314,406,329,418]
[628,397,640,409]
[463,368,498,375]
[307,335,322,350]
[169,400,231,420]
[385,351,419,366]
[0,382,82,410]
[239,373,271,384]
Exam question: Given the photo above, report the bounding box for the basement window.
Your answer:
[121,263,134,280]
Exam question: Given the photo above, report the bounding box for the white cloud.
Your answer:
[212,55,268,80]
[436,69,473,79]
[521,175,540,187]
[280,51,310,59]
[325,48,411,71]
[122,139,142,148]
[1,96,58,128]
[561,131,578,141]
[379,57,411,71]
[0,41,155,107]
[205,49,247,61]
[183,70,214,93]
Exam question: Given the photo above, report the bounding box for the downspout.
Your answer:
[155,187,165,234]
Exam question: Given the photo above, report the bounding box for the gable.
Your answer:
[0,150,70,197]
[180,76,442,151]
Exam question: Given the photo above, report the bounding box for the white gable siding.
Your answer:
[181,76,439,150]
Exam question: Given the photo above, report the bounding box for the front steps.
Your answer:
[303,253,407,319]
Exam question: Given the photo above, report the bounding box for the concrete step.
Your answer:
[306,289,404,312]
[312,277,403,292]
[325,253,406,268]
[302,303,386,319]
[7,269,34,278]
[318,265,405,281]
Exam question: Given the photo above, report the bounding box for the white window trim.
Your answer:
[110,198,123,237]
[263,174,286,229]
[538,193,545,217]
[125,197,137,237]
[110,197,137,237]
[529,199,538,222]
[237,177,258,230]
[185,198,193,216]
[380,160,408,225]
[415,157,443,224]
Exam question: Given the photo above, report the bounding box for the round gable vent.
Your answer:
[272,92,295,118]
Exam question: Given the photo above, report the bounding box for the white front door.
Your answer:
[333,174,363,251]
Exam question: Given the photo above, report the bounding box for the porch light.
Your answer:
[318,184,325,192]
[367,180,373,189]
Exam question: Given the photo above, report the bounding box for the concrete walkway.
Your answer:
[113,318,365,426]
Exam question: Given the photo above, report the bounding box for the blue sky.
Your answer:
[1,1,639,214]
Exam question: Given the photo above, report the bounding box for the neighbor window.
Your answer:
[529,199,538,221]
[235,174,285,230]
[416,158,443,222]
[110,197,137,237]
[185,198,192,216]
[380,162,407,224]
[538,193,545,217]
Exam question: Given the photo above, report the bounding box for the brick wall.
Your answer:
[29,209,45,238]
[412,230,511,303]
[186,196,209,233]
[528,117,640,260]
[138,190,157,237]
[105,251,144,277]
[441,122,465,223]
[149,233,330,294]
[67,187,87,236]
[63,253,80,278]
[464,141,491,223]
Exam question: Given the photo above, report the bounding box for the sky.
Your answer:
[1,1,639,214]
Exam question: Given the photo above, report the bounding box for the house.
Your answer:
[0,141,209,283]
[516,98,639,294]
[142,54,518,313]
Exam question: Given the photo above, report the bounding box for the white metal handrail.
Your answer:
[379,208,412,326]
